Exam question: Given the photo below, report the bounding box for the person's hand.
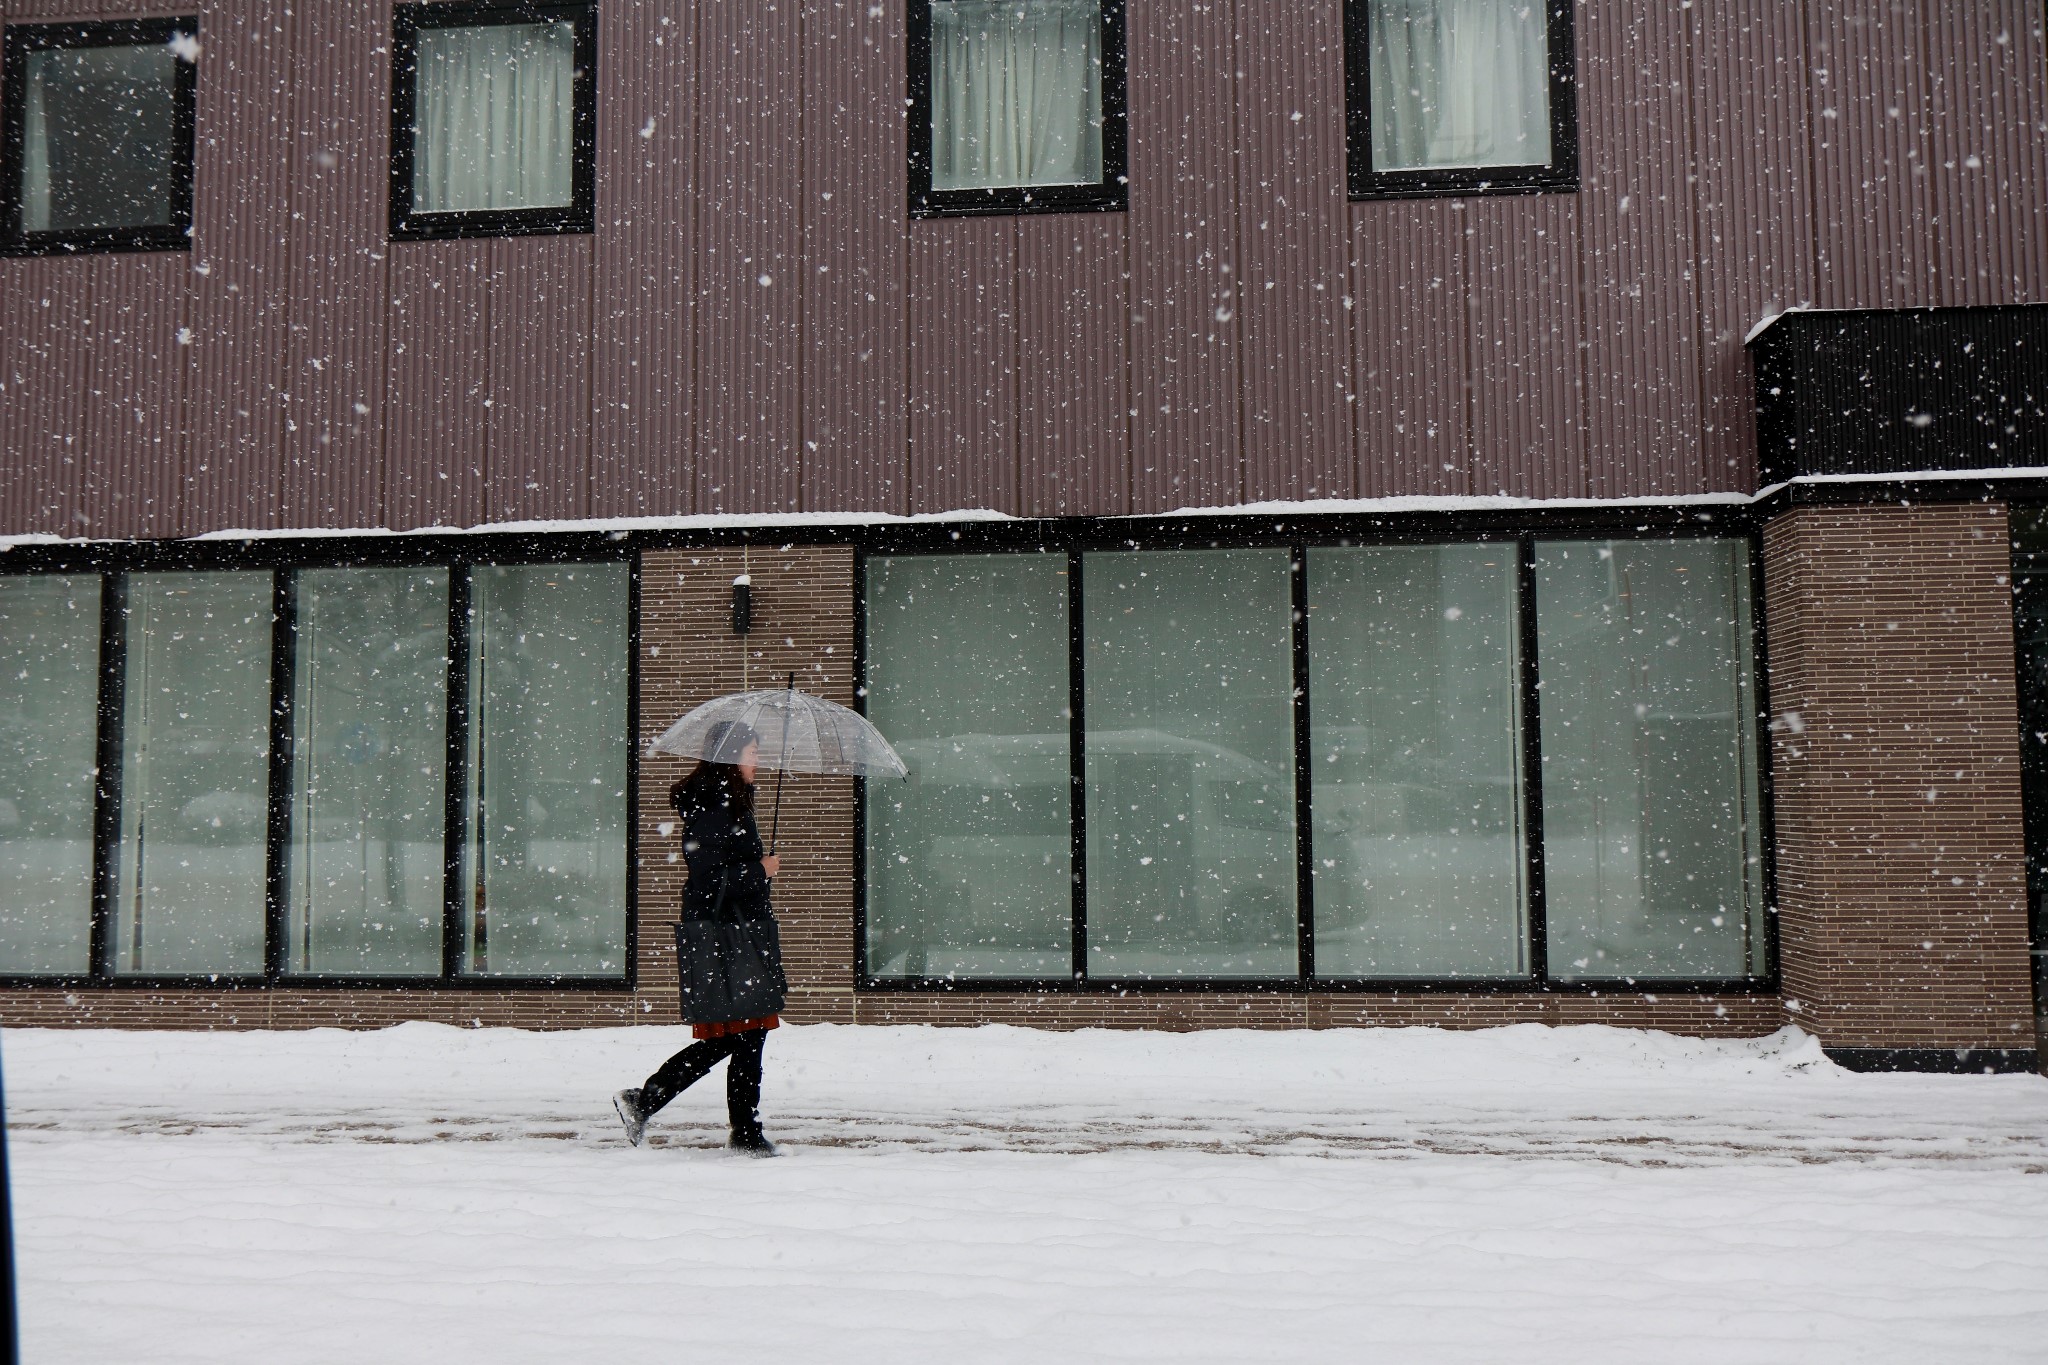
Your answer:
[761,855,781,879]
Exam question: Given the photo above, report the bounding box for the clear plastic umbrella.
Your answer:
[647,674,907,851]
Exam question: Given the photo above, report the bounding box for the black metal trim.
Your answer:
[1066,546,1088,983]
[851,548,871,983]
[87,573,126,979]
[263,571,295,981]
[1342,0,1578,202]
[0,17,199,258]
[1290,548,1315,981]
[388,0,598,242]
[1822,1046,2040,1075]
[443,562,473,977]
[1745,532,1782,982]
[0,973,633,992]
[1517,536,1548,982]
[906,0,1128,220]
[622,553,642,992]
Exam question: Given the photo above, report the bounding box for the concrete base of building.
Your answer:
[1821,1046,2040,1075]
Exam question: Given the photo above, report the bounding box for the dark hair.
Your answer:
[671,720,760,818]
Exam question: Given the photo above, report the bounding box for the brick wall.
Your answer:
[1763,503,2035,1052]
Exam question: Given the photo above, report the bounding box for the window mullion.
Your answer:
[87,572,127,982]
[1291,546,1315,984]
[1067,547,1088,986]
[262,570,295,982]
[1518,536,1549,984]
[442,564,473,981]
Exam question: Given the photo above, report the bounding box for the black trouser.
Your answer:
[638,1028,768,1141]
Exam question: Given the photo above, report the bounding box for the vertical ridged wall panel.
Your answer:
[1017,215,1131,517]
[1925,3,2048,308]
[1467,194,1585,500]
[1577,0,1704,496]
[1349,199,1473,497]
[591,0,699,518]
[383,243,491,529]
[907,218,1017,515]
[487,236,593,523]
[1807,1,1936,308]
[1237,0,1353,500]
[0,260,86,535]
[800,0,907,513]
[280,0,389,529]
[1126,0,1243,512]
[183,0,296,533]
[1692,0,1817,493]
[694,0,803,514]
[82,255,189,538]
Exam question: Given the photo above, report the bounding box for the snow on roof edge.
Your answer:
[7,473,2047,554]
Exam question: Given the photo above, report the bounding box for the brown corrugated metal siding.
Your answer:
[4,0,2048,538]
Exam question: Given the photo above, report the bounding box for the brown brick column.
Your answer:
[1763,502,2036,1068]
[635,546,857,1025]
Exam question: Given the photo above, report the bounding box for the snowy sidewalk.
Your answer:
[10,1022,2048,1363]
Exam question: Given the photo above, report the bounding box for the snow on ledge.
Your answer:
[9,471,2048,554]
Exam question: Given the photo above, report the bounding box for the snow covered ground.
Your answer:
[9,1020,2048,1364]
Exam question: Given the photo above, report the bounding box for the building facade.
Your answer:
[1,0,2043,1069]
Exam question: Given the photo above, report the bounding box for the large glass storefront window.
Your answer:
[1307,545,1528,978]
[113,572,274,975]
[288,568,449,976]
[1083,550,1298,979]
[1535,539,1766,980]
[0,575,101,975]
[463,563,629,977]
[864,554,1073,979]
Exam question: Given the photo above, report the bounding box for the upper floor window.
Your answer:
[389,1,596,240]
[1344,0,1577,199]
[909,0,1127,219]
[1,19,197,257]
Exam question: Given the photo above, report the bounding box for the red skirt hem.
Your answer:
[692,1014,779,1040]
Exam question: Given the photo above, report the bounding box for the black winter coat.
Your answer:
[676,791,773,923]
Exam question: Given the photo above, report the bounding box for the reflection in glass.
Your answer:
[113,572,272,975]
[0,576,100,974]
[929,0,1103,191]
[1308,546,1526,977]
[1083,550,1297,979]
[1536,539,1766,980]
[1367,0,1552,172]
[288,569,448,976]
[463,563,628,977]
[20,43,181,233]
[864,555,1072,979]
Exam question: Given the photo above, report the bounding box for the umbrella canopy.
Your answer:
[648,683,908,779]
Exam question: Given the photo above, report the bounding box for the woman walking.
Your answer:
[615,720,782,1156]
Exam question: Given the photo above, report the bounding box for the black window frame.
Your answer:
[388,0,598,242]
[0,535,639,991]
[851,512,1778,997]
[0,17,198,258]
[907,0,1128,220]
[1342,0,1579,201]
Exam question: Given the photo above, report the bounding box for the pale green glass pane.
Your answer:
[1536,539,1766,980]
[1083,550,1297,979]
[0,575,100,974]
[22,44,179,232]
[864,554,1072,979]
[463,564,628,977]
[287,568,448,977]
[929,0,1103,192]
[1367,0,1552,172]
[413,22,576,212]
[1308,546,1527,978]
[114,572,272,975]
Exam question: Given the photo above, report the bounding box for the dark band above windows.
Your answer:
[1342,0,1579,200]
[908,0,1128,219]
[0,18,198,257]
[388,0,597,241]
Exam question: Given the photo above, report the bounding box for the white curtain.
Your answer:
[930,0,1102,192]
[1368,0,1551,172]
[413,21,576,213]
